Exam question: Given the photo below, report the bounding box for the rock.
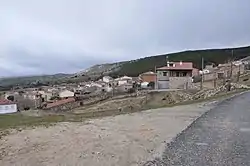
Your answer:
[191,83,250,100]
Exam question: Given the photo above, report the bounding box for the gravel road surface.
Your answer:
[145,91,250,166]
[0,101,217,166]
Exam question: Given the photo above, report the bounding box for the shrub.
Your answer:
[147,82,155,88]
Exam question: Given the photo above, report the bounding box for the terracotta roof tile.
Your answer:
[157,62,193,70]
[0,99,16,105]
[46,97,75,109]
[141,71,156,75]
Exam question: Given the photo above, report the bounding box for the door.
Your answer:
[158,80,169,89]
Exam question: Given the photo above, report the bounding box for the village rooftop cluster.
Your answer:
[0,58,247,114]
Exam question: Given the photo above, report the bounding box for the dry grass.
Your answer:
[0,89,247,132]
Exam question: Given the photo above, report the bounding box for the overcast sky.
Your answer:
[0,0,250,77]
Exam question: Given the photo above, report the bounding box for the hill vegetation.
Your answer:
[112,46,250,77]
[1,45,250,90]
[0,74,70,91]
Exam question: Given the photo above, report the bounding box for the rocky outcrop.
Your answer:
[192,83,250,100]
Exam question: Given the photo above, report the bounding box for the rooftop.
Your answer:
[140,71,156,75]
[157,62,193,70]
[0,99,16,105]
[46,97,75,109]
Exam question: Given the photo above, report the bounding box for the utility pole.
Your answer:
[112,82,114,97]
[213,72,217,88]
[154,65,157,89]
[226,49,234,91]
[230,49,233,79]
[238,63,241,82]
[200,56,204,90]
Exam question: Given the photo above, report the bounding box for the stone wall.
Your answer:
[44,101,81,112]
[169,77,192,89]
[43,93,111,112]
[203,73,216,81]
[43,91,143,112]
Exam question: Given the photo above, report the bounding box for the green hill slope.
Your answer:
[112,46,250,77]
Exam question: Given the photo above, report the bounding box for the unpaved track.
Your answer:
[0,102,217,166]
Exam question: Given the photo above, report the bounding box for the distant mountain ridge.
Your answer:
[80,45,250,77]
[77,62,127,76]
[1,45,250,89]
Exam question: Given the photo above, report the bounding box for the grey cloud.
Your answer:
[0,0,250,76]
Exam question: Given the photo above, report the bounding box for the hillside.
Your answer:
[77,62,127,76]
[0,74,71,90]
[1,45,250,90]
[82,46,250,77]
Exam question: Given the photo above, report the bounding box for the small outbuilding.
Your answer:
[0,99,18,114]
[59,90,75,98]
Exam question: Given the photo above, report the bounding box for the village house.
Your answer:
[47,87,59,93]
[23,91,42,100]
[139,71,156,83]
[218,62,245,77]
[102,76,113,83]
[46,87,60,98]
[4,91,43,110]
[203,61,245,81]
[4,91,19,100]
[0,99,18,114]
[85,82,103,88]
[116,83,133,93]
[38,90,53,102]
[59,90,75,99]
[114,76,133,86]
[156,61,199,89]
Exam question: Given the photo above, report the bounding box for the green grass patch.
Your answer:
[0,113,65,130]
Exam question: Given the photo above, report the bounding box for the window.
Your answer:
[163,72,167,76]
[183,72,187,77]
[170,71,174,77]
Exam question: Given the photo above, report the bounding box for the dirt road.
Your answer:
[0,102,217,166]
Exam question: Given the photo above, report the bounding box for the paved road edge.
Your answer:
[143,90,250,166]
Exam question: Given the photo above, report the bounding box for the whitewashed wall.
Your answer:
[0,104,17,114]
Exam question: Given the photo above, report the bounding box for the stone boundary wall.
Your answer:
[169,77,192,89]
[43,92,145,112]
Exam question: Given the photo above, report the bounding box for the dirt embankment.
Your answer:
[74,83,249,114]
[0,83,248,166]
